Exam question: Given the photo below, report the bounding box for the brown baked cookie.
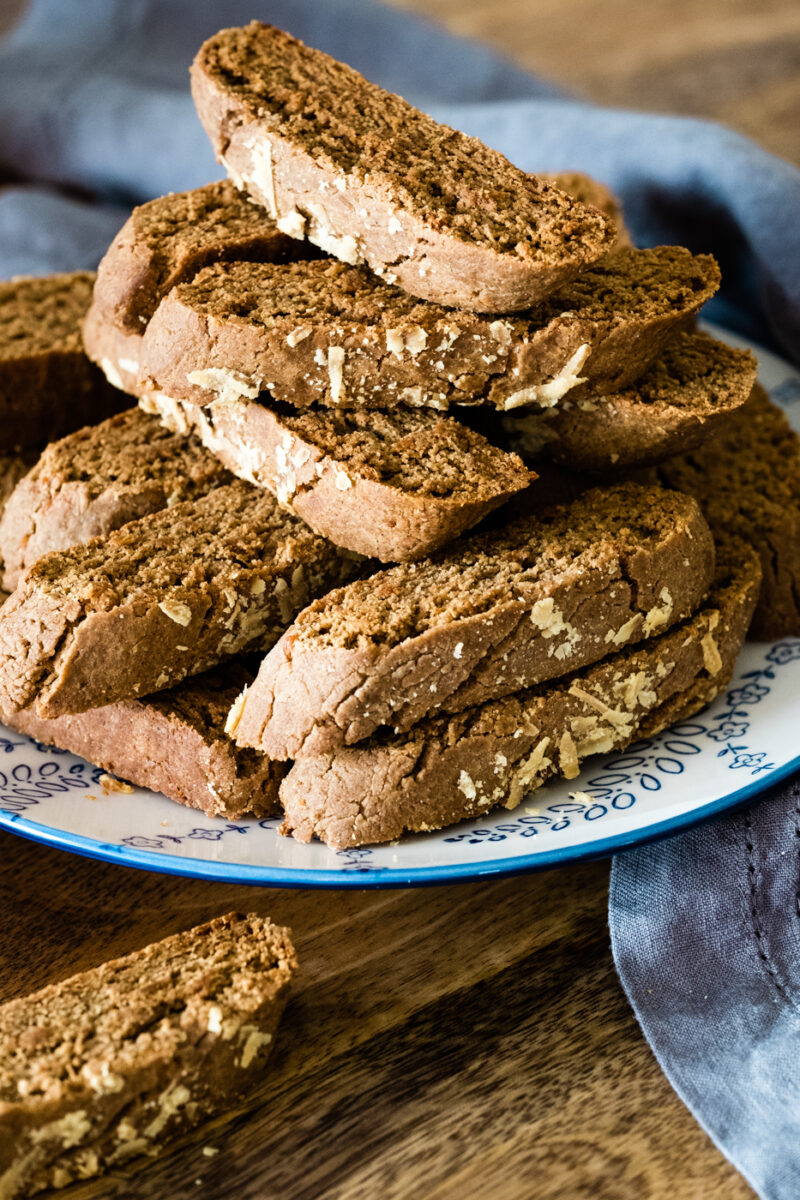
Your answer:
[83,180,316,393]
[656,383,800,639]
[0,913,295,1196]
[232,483,715,760]
[278,538,760,848]
[0,408,232,591]
[138,247,719,414]
[192,23,614,312]
[541,171,632,246]
[142,391,532,562]
[0,479,354,720]
[503,331,758,470]
[0,273,128,451]
[5,661,283,820]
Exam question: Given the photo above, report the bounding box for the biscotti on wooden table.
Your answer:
[137,247,719,413]
[5,661,283,820]
[0,479,354,719]
[0,913,296,1197]
[277,539,760,848]
[1,273,128,452]
[191,22,615,311]
[232,483,715,759]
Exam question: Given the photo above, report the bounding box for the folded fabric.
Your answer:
[611,778,800,1200]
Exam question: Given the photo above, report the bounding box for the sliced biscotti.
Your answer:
[0,454,31,520]
[503,332,758,471]
[0,480,353,720]
[278,539,760,847]
[0,273,128,451]
[233,483,715,760]
[192,23,614,312]
[0,912,295,1197]
[142,390,532,562]
[83,181,315,394]
[5,661,282,820]
[0,408,233,591]
[656,384,800,639]
[139,247,719,414]
[542,172,632,247]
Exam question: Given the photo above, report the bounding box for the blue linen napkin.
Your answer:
[2,5,800,1194]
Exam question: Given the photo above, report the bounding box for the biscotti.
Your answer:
[542,172,632,247]
[657,384,800,639]
[232,484,715,760]
[142,391,532,562]
[1,273,128,451]
[0,912,295,1197]
[138,247,719,414]
[0,480,353,719]
[503,332,758,470]
[4,661,283,820]
[192,23,614,312]
[84,180,314,393]
[0,408,233,591]
[278,539,760,847]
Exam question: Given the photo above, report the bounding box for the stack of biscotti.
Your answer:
[0,22,770,857]
[78,22,760,568]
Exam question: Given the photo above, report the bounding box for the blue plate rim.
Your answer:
[0,751,793,888]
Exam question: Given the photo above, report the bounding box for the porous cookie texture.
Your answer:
[0,273,128,451]
[541,172,632,247]
[278,540,760,847]
[5,661,283,821]
[656,384,800,639]
[503,332,758,471]
[138,248,719,413]
[84,181,315,392]
[0,479,353,719]
[233,484,715,759]
[0,912,295,1197]
[0,408,232,591]
[142,390,532,562]
[191,22,614,311]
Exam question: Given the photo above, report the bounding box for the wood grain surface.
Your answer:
[3,0,793,1195]
[0,830,752,1199]
[391,0,800,166]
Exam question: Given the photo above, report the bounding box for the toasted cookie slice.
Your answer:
[192,23,614,312]
[278,539,760,848]
[83,180,315,393]
[0,273,128,451]
[142,391,532,562]
[0,408,232,591]
[0,913,295,1197]
[5,660,282,820]
[542,171,632,247]
[0,479,354,719]
[657,384,800,639]
[139,247,719,414]
[232,484,715,760]
[503,332,758,470]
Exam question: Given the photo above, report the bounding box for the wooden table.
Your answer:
[6,0,800,1195]
[0,831,752,1199]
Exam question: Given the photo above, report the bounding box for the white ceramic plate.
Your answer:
[1,326,798,887]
